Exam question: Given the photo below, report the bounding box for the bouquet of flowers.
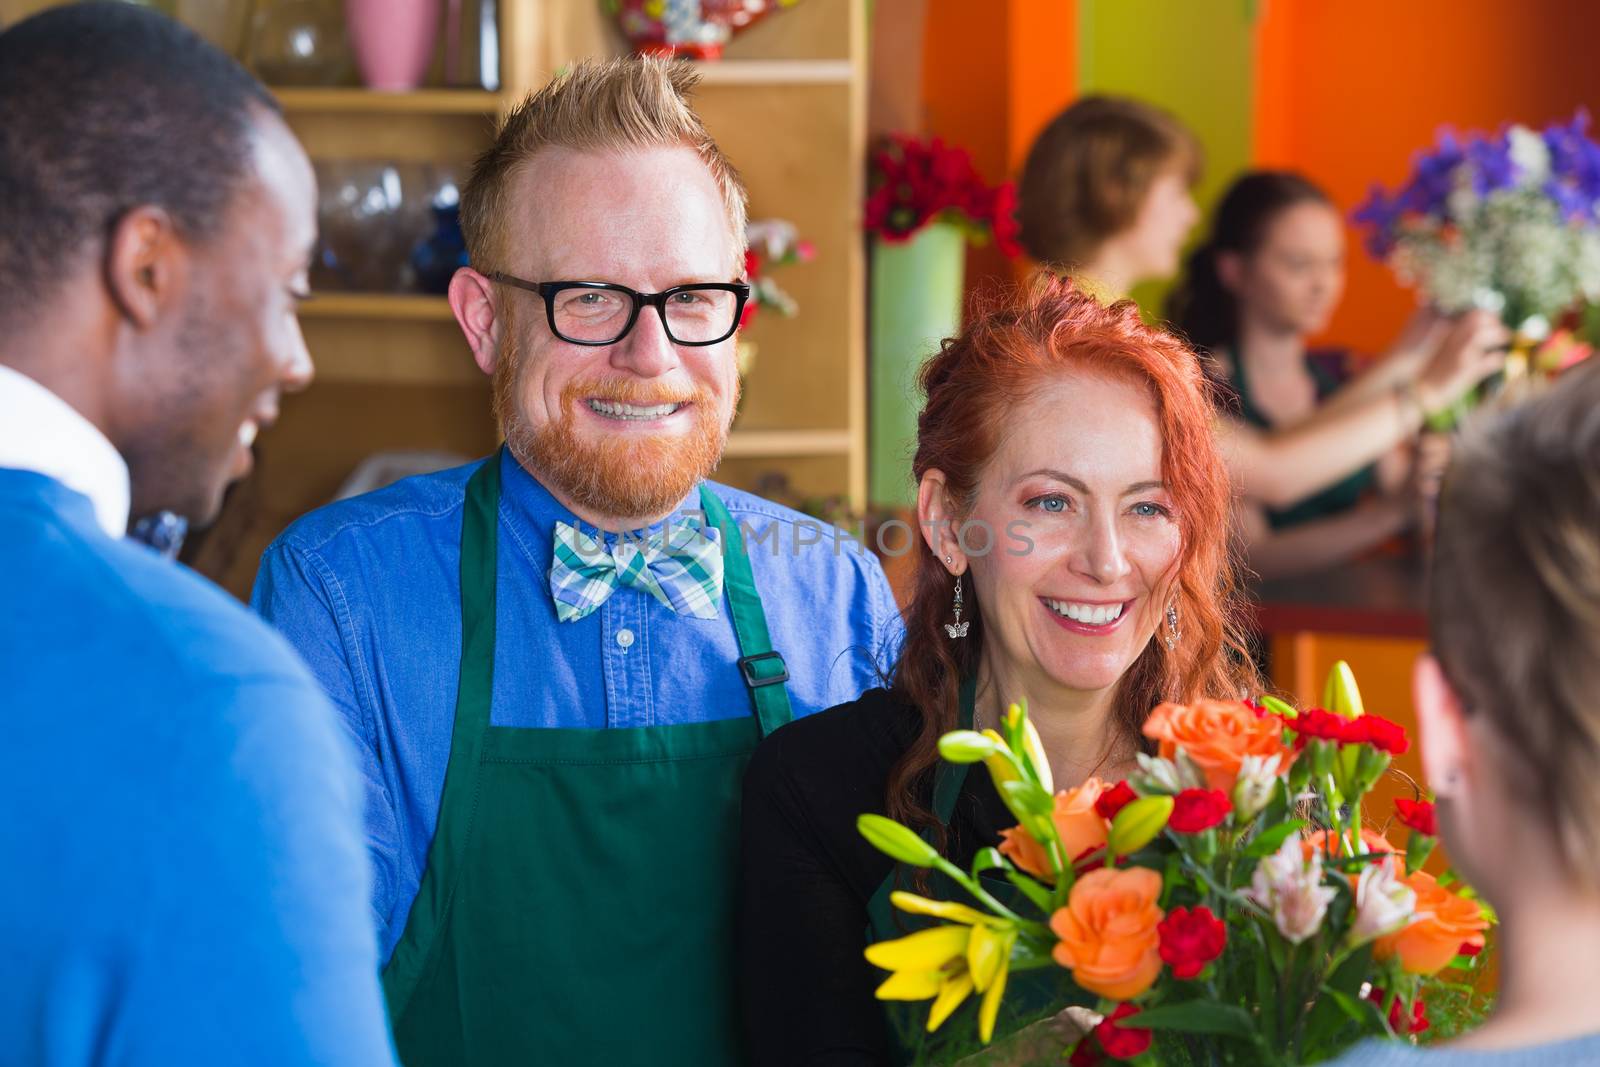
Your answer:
[856,664,1493,1065]
[866,134,1022,257]
[1354,110,1600,383]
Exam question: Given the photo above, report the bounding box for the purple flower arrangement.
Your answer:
[1354,110,1600,338]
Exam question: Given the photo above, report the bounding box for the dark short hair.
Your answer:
[0,2,279,326]
[1430,359,1600,888]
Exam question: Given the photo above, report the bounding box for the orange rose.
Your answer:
[1142,699,1292,793]
[998,778,1110,878]
[1050,866,1165,1000]
[1302,828,1398,865]
[1373,871,1488,975]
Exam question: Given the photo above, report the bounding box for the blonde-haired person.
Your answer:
[1018,97,1507,525]
[253,57,902,1065]
[1327,360,1600,1064]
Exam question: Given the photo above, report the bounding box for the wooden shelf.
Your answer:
[724,429,854,457]
[272,88,503,115]
[299,293,456,321]
[694,60,854,85]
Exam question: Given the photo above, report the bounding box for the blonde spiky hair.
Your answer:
[460,56,748,274]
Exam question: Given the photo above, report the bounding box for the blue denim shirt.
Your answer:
[253,450,904,962]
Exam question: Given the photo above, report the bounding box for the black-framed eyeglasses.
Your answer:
[487,273,751,347]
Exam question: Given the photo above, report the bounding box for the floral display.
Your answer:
[856,663,1493,1064]
[1354,110,1600,381]
[865,134,1021,257]
[740,218,815,329]
[604,0,799,60]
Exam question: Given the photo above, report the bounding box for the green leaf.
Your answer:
[1260,694,1298,719]
[1123,1001,1256,1039]
[1003,869,1055,913]
[971,848,1005,875]
[1320,985,1389,1034]
[856,814,939,868]
[1242,819,1308,859]
[999,779,1054,818]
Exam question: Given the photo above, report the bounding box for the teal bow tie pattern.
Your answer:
[550,517,723,623]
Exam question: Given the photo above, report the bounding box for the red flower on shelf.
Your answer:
[1394,798,1437,837]
[1366,988,1430,1035]
[1169,788,1231,833]
[1094,780,1139,821]
[1158,905,1227,979]
[865,133,1021,257]
[1094,1003,1153,1059]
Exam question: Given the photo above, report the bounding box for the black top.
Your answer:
[738,687,1014,1066]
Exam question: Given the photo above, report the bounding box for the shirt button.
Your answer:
[615,628,635,649]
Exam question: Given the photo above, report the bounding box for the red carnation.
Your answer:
[1094,780,1139,821]
[1094,1003,1152,1059]
[1366,988,1429,1035]
[1068,1040,1104,1066]
[1458,940,1482,957]
[1158,905,1227,979]
[1168,788,1232,833]
[1287,707,1357,747]
[1354,714,1411,756]
[1394,798,1437,837]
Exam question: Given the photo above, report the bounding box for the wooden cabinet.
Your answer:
[110,0,870,596]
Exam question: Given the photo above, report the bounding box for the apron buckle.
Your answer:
[737,651,790,688]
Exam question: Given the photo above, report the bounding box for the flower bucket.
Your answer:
[869,222,965,508]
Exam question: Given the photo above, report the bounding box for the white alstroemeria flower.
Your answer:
[1133,753,1181,794]
[1349,855,1418,945]
[1231,753,1284,820]
[1508,124,1551,185]
[1245,838,1337,945]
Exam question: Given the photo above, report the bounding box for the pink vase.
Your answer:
[346,0,441,92]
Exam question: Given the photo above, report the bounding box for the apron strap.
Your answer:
[865,675,978,933]
[382,450,502,1015]
[929,674,978,825]
[699,486,794,737]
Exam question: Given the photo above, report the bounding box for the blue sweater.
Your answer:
[1324,1033,1600,1066]
[0,469,395,1066]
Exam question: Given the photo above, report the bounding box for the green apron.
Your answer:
[866,679,1077,1065]
[381,452,794,1065]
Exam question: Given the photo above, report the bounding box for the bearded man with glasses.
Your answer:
[253,57,902,1066]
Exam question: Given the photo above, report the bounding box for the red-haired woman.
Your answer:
[738,277,1262,1064]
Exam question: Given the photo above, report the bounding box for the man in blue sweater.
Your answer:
[0,6,395,1065]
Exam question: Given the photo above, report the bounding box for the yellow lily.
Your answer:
[867,902,1019,1042]
[1017,706,1054,794]
[980,728,1021,790]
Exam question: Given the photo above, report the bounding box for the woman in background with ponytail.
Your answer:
[1168,171,1508,577]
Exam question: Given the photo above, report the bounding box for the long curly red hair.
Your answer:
[887,275,1260,841]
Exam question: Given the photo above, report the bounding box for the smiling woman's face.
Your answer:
[960,370,1182,698]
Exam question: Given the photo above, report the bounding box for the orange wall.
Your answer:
[1255,0,1600,355]
[922,0,1077,306]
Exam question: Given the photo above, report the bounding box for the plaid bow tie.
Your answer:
[549,517,723,623]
